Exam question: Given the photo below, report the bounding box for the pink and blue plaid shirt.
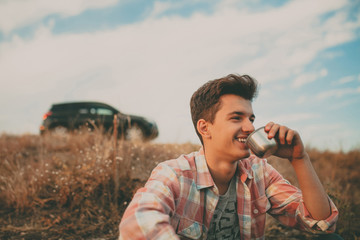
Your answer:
[119,148,338,239]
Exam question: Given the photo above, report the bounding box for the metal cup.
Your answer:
[246,126,278,158]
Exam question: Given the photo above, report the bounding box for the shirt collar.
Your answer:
[194,147,254,189]
[194,147,215,189]
[237,158,254,183]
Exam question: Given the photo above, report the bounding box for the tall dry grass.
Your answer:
[0,130,198,239]
[0,130,359,239]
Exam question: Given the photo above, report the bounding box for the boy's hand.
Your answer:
[264,122,307,161]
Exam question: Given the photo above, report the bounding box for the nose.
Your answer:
[242,119,255,134]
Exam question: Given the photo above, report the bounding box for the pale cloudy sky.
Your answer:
[0,0,359,151]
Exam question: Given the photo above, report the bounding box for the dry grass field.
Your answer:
[0,130,359,239]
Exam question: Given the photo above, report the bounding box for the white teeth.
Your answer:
[237,138,246,143]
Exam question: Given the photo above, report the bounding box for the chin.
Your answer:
[236,149,251,160]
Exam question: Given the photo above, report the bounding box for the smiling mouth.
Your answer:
[236,137,247,143]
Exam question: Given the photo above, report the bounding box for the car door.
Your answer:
[95,107,115,131]
[75,106,95,129]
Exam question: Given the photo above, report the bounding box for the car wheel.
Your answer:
[125,125,144,141]
[52,126,68,136]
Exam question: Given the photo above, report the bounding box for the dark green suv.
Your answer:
[40,101,158,140]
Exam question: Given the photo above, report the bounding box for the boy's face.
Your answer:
[206,94,255,161]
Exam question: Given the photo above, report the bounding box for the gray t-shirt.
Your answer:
[207,176,240,239]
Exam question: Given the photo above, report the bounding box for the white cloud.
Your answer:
[0,0,359,147]
[336,75,356,85]
[149,2,174,18]
[234,0,356,84]
[321,50,344,60]
[301,121,360,152]
[302,123,342,135]
[292,73,318,88]
[296,95,308,104]
[316,87,360,100]
[269,113,320,124]
[149,0,212,18]
[320,69,328,77]
[292,68,328,88]
[328,98,359,110]
[0,0,119,34]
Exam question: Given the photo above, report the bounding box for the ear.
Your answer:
[197,119,211,140]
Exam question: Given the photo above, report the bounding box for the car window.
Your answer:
[97,108,113,115]
[79,108,89,114]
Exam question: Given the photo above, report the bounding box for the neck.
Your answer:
[204,148,238,194]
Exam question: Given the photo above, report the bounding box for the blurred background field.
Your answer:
[0,131,359,240]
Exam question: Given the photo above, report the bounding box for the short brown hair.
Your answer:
[190,74,258,144]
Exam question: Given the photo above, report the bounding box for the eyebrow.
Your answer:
[228,111,256,119]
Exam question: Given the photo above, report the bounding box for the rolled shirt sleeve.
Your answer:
[297,195,338,232]
[119,163,180,240]
[264,160,339,234]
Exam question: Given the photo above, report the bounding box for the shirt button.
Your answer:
[253,208,259,214]
[186,229,191,234]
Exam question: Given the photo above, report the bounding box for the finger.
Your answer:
[278,126,288,145]
[268,123,280,139]
[286,130,296,145]
[265,122,274,132]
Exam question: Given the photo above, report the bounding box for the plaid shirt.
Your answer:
[119,148,338,240]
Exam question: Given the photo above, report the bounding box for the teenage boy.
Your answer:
[119,74,339,239]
